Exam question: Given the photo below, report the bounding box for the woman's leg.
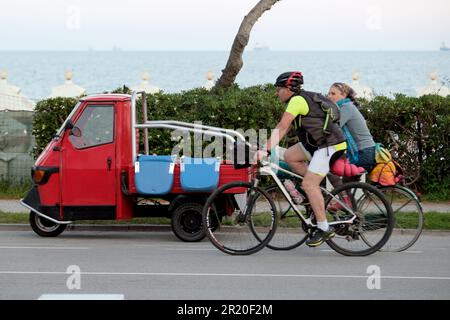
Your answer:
[355,146,376,173]
[327,173,343,188]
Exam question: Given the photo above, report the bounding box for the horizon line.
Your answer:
[0,49,446,52]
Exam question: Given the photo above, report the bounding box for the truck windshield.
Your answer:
[55,102,82,139]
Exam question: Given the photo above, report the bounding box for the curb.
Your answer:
[0,224,172,232]
[0,224,450,235]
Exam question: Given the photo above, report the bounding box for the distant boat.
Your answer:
[253,42,270,52]
[440,42,450,51]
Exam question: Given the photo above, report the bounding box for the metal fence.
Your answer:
[0,94,35,184]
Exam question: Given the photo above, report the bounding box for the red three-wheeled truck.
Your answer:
[21,92,251,241]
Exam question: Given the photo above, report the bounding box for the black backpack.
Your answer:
[299,90,340,135]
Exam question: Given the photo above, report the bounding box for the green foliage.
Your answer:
[358,94,450,196]
[0,179,32,199]
[32,97,79,158]
[140,85,283,154]
[31,87,449,198]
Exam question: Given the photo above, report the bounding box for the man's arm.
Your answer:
[265,112,295,152]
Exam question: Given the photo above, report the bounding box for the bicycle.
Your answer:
[202,157,395,256]
[373,183,424,252]
[265,169,424,252]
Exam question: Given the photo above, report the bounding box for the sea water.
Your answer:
[0,50,449,100]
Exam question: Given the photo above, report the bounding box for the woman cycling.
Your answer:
[327,82,376,209]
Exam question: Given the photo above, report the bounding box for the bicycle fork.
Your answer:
[232,176,261,224]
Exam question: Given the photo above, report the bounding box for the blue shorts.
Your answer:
[356,146,376,172]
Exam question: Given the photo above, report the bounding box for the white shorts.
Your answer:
[308,145,342,177]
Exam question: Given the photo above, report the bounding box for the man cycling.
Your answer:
[255,71,347,247]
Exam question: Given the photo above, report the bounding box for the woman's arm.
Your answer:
[339,104,352,127]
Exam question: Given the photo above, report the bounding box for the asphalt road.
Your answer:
[0,229,449,300]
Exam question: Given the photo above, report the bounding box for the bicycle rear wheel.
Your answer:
[203,181,278,255]
[263,185,309,250]
[378,185,424,252]
[325,182,394,256]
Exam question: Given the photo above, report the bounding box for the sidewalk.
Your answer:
[1,199,449,213]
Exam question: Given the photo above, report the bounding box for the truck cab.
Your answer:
[21,92,250,241]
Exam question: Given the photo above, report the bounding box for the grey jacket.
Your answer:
[339,101,375,151]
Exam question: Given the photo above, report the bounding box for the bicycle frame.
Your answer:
[252,160,357,228]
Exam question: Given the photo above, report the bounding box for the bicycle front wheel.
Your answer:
[203,181,278,255]
[378,185,424,252]
[325,182,394,256]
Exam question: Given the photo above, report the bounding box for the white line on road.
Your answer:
[319,249,423,254]
[134,244,212,248]
[0,246,89,250]
[1,271,449,281]
[399,251,423,254]
[163,248,218,251]
[134,244,216,251]
[38,294,124,300]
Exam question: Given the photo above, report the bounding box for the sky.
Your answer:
[0,0,449,51]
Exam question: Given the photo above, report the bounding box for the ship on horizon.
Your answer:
[253,42,270,52]
[440,42,450,51]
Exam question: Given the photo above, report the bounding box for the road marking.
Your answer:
[134,244,215,250]
[38,294,124,300]
[134,244,213,250]
[1,271,449,281]
[320,249,423,254]
[400,251,422,254]
[163,248,218,251]
[0,246,88,250]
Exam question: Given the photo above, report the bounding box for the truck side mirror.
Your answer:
[70,127,82,138]
[65,120,75,131]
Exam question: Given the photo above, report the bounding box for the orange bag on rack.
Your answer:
[369,144,403,186]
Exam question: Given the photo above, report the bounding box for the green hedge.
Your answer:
[32,97,79,158]
[358,94,450,198]
[32,86,449,198]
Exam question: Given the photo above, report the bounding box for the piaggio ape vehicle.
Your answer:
[21,92,251,241]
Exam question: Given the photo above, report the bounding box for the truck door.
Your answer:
[61,103,116,220]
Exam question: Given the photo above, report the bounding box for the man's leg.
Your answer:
[302,148,337,247]
[302,171,327,223]
[284,143,310,176]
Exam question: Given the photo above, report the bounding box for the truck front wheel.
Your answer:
[171,202,206,242]
[29,212,67,237]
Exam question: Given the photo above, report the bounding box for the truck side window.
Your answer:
[69,105,114,149]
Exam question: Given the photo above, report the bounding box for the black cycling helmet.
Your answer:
[275,71,304,90]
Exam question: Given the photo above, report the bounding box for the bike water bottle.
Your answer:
[283,179,304,204]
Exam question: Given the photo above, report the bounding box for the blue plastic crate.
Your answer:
[135,155,176,195]
[180,157,220,192]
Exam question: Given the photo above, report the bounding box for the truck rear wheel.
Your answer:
[29,211,67,237]
[171,202,206,242]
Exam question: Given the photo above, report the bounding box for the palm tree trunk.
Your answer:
[215,0,281,89]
